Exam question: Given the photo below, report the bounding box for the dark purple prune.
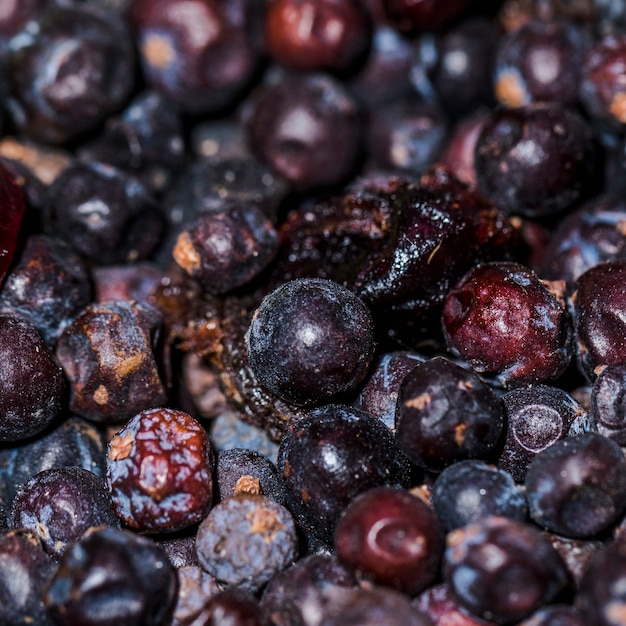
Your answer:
[248,70,363,192]
[5,4,135,143]
[547,533,605,591]
[517,605,585,626]
[525,432,626,538]
[44,526,178,626]
[169,565,220,626]
[442,262,573,386]
[580,32,626,131]
[215,448,284,505]
[395,356,504,471]
[366,96,448,175]
[315,584,433,626]
[172,204,279,294]
[0,234,91,346]
[443,516,570,624]
[497,384,586,483]
[0,415,107,505]
[129,0,262,114]
[155,531,199,569]
[0,160,26,286]
[265,0,372,74]
[538,194,626,287]
[106,407,214,533]
[42,161,165,266]
[277,404,412,543]
[77,90,185,196]
[494,18,590,108]
[55,300,167,425]
[334,486,443,596]
[571,259,626,380]
[353,350,426,431]
[10,466,119,559]
[578,538,626,625]
[202,588,266,626]
[431,460,528,531]
[413,583,497,626]
[0,529,56,626]
[0,314,64,442]
[261,553,358,626]
[474,103,596,218]
[589,363,626,443]
[196,492,298,594]
[245,278,375,406]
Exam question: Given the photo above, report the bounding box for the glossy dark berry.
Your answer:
[497,385,586,483]
[202,588,266,626]
[395,356,504,471]
[494,19,590,108]
[413,583,497,626]
[260,553,358,625]
[245,278,375,406]
[5,4,136,143]
[0,234,91,346]
[525,432,626,538]
[538,194,626,287]
[443,515,570,624]
[265,0,372,73]
[443,262,573,386]
[432,460,527,531]
[106,407,214,533]
[44,526,178,626]
[172,204,279,294]
[0,161,26,287]
[474,103,595,217]
[353,350,426,430]
[0,314,64,442]
[580,32,626,130]
[215,447,284,505]
[42,161,165,266]
[0,415,107,506]
[10,466,119,558]
[196,493,298,593]
[571,259,626,380]
[334,486,443,596]
[590,363,626,444]
[578,538,626,626]
[0,529,56,626]
[55,300,167,424]
[129,0,262,114]
[248,71,363,191]
[277,404,412,542]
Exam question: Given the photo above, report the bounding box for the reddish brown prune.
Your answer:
[0,314,64,442]
[129,0,262,114]
[0,234,91,346]
[442,262,573,386]
[44,526,178,626]
[571,259,626,380]
[196,493,298,593]
[55,300,167,425]
[265,0,372,73]
[0,529,56,626]
[0,160,26,286]
[334,486,443,596]
[106,407,214,533]
[10,466,119,558]
[173,204,279,294]
[5,4,136,143]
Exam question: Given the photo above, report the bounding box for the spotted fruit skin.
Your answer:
[106,407,215,533]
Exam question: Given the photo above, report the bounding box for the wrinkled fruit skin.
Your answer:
[106,407,215,533]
